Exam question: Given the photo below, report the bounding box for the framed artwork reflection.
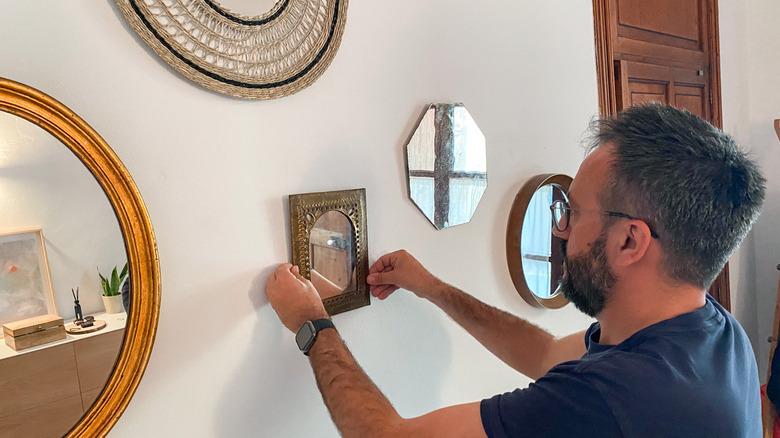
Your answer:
[0,228,57,332]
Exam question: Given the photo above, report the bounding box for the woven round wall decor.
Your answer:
[115,0,348,99]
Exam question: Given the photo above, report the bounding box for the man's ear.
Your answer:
[612,221,653,268]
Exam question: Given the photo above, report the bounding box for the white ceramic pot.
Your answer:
[102,295,124,314]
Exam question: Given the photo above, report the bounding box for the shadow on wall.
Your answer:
[213,271,453,436]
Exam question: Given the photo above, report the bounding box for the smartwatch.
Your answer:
[295,318,335,356]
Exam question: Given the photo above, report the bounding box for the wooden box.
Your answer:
[3,314,66,351]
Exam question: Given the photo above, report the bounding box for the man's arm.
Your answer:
[368,250,585,380]
[265,264,485,437]
[310,329,485,438]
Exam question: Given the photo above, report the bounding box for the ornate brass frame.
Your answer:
[506,174,572,309]
[0,77,161,437]
[289,189,369,315]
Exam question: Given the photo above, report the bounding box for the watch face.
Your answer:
[295,321,315,351]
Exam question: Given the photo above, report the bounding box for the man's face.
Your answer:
[559,230,615,317]
[555,146,617,317]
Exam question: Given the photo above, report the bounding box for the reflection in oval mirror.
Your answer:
[520,184,566,299]
[506,173,572,309]
[216,0,280,16]
[309,211,356,299]
[0,111,126,436]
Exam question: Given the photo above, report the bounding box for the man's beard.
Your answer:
[558,232,616,317]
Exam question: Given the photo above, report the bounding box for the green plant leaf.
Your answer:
[110,267,120,297]
[98,270,110,296]
[120,262,128,282]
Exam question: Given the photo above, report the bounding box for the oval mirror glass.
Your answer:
[520,184,567,299]
[0,111,126,436]
[309,211,355,299]
[506,173,572,309]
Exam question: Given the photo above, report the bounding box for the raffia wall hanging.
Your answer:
[115,0,348,99]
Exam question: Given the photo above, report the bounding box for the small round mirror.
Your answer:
[506,174,572,309]
[309,211,356,299]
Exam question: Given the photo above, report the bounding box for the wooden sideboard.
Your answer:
[0,314,125,437]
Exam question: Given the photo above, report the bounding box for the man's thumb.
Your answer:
[367,271,396,285]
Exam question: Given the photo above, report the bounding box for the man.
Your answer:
[266,104,766,437]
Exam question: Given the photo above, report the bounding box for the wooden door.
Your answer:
[593,0,730,309]
[616,60,710,120]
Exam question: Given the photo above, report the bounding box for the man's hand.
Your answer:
[266,263,329,332]
[367,250,442,300]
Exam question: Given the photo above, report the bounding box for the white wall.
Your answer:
[16,1,769,436]
[0,112,125,321]
[720,0,760,356]
[720,0,780,381]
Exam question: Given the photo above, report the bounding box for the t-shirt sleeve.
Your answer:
[480,366,621,438]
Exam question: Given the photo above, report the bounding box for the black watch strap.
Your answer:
[303,318,335,356]
[311,318,335,332]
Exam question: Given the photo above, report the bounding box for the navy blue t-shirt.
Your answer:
[480,295,760,437]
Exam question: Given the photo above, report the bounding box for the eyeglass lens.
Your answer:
[551,201,568,231]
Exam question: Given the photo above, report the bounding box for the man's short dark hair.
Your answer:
[589,103,766,289]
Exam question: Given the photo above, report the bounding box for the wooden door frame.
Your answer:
[591,0,730,310]
[592,0,723,125]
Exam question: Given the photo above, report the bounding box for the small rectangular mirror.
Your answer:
[288,189,369,315]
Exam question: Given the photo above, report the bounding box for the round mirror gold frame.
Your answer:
[0,77,161,437]
[506,173,572,309]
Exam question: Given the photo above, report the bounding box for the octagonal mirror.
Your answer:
[405,103,487,230]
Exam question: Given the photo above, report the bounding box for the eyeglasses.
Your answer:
[549,197,660,239]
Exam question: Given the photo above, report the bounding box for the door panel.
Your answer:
[672,67,708,119]
[616,60,671,110]
[616,0,704,51]
[675,88,706,118]
[616,61,709,119]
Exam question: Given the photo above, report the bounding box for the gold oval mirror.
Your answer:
[506,173,572,309]
[0,77,160,437]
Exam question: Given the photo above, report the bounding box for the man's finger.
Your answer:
[273,262,292,280]
[291,265,306,281]
[374,285,397,298]
[371,284,391,296]
[369,257,391,274]
[367,270,396,286]
[272,263,298,283]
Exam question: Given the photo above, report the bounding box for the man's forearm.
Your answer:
[425,282,555,380]
[309,329,402,438]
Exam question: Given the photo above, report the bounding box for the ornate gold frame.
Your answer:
[289,189,369,315]
[506,174,572,309]
[0,77,161,437]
